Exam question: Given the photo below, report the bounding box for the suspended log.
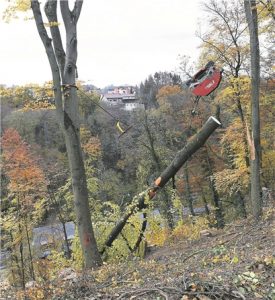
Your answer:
[102,116,221,252]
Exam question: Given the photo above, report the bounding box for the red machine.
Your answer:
[185,61,223,97]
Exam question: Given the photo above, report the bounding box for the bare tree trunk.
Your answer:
[155,117,221,188]
[24,219,35,281]
[9,231,22,287]
[61,220,71,259]
[132,213,147,253]
[235,91,250,168]
[235,191,247,218]
[18,224,25,289]
[183,162,195,216]
[160,190,175,228]
[244,0,262,220]
[43,120,50,147]
[200,189,210,215]
[102,116,221,251]
[143,112,174,228]
[31,0,102,268]
[205,148,224,228]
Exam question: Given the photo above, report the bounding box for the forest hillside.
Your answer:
[1,0,275,299]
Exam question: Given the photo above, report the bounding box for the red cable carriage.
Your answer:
[185,61,223,97]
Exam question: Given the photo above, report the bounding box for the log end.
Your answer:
[209,116,221,126]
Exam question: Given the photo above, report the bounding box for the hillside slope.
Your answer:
[1,210,274,300]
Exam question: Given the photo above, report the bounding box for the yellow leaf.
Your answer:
[231,256,239,264]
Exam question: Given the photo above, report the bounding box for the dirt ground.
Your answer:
[1,209,274,300]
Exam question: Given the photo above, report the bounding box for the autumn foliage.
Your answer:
[1,128,47,207]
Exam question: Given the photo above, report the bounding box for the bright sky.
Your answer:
[0,0,203,88]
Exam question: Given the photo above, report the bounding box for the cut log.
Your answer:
[103,116,221,252]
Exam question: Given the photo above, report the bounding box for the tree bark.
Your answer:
[183,162,195,216]
[235,191,247,218]
[18,223,25,289]
[235,89,250,168]
[201,192,210,215]
[31,0,102,268]
[204,148,224,228]
[9,231,22,287]
[24,218,35,281]
[102,116,221,251]
[156,117,221,188]
[143,113,174,228]
[132,213,147,253]
[223,144,247,218]
[244,0,262,220]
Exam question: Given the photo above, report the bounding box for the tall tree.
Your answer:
[30,0,102,267]
[244,0,262,219]
[199,0,251,168]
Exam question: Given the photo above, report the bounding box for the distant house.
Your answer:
[101,93,124,105]
[101,85,144,111]
[32,222,75,258]
[107,86,135,95]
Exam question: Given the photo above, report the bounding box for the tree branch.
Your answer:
[44,0,66,79]
[60,0,83,117]
[60,0,71,30]
[73,0,83,23]
[60,0,83,28]
[259,0,275,20]
[198,35,235,72]
[31,0,63,119]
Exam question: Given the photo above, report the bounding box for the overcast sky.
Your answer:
[0,0,203,88]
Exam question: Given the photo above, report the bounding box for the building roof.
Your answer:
[103,93,137,100]
[103,93,124,99]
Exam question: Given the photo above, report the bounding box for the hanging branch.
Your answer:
[102,116,221,252]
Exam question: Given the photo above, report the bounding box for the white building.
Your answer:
[101,86,144,111]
